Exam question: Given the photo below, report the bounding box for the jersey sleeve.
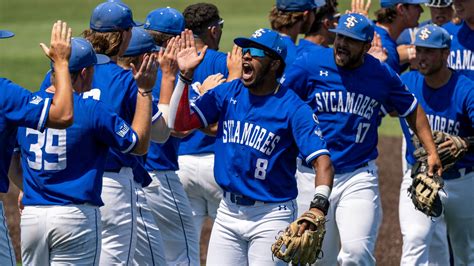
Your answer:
[191,82,229,127]
[0,79,51,132]
[383,66,418,117]
[291,102,330,164]
[92,101,139,154]
[464,84,474,126]
[281,57,311,99]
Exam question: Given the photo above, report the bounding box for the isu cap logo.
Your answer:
[344,15,358,29]
[252,28,266,38]
[419,28,432,40]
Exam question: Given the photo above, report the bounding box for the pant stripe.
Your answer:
[126,179,135,265]
[1,205,14,266]
[290,200,297,221]
[93,208,99,266]
[137,190,156,265]
[164,174,191,265]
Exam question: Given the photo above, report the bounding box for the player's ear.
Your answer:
[270,59,281,72]
[363,42,372,54]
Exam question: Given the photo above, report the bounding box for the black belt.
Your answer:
[443,167,474,180]
[224,192,264,206]
[335,162,370,175]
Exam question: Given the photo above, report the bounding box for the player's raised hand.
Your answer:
[131,54,158,92]
[227,45,243,81]
[368,33,387,62]
[177,29,207,80]
[158,37,179,77]
[199,73,226,95]
[40,20,72,65]
[348,0,371,17]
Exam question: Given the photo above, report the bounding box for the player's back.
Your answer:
[443,21,474,80]
[18,90,138,206]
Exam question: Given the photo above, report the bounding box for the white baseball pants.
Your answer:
[100,167,137,265]
[177,153,222,239]
[144,170,200,266]
[317,160,382,266]
[133,185,166,266]
[399,168,449,266]
[0,201,15,265]
[21,204,101,266]
[295,158,316,217]
[206,195,297,266]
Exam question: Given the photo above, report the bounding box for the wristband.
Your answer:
[138,89,153,96]
[466,136,474,152]
[179,72,193,84]
[314,185,331,198]
[309,194,330,216]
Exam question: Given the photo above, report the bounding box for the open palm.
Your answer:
[177,29,207,75]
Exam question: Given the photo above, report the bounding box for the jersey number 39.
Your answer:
[26,128,67,171]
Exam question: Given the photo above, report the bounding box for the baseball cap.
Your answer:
[329,13,374,42]
[276,0,321,11]
[144,7,185,35]
[53,38,109,72]
[381,0,430,8]
[234,28,287,63]
[426,0,452,7]
[0,30,14,39]
[90,1,142,32]
[124,27,161,57]
[413,24,451,48]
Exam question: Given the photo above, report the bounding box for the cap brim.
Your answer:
[382,0,429,8]
[96,54,110,65]
[0,30,15,39]
[132,20,144,27]
[329,28,368,42]
[414,43,449,49]
[234,37,284,60]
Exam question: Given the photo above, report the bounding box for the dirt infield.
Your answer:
[1,136,403,264]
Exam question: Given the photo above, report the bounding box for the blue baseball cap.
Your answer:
[124,27,161,57]
[329,13,374,42]
[0,30,14,39]
[276,0,321,11]
[234,28,287,63]
[414,24,451,48]
[58,38,109,72]
[90,1,142,32]
[380,0,430,8]
[144,7,185,35]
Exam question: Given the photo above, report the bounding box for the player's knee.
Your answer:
[339,242,375,265]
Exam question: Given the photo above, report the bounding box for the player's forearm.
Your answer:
[151,116,170,143]
[8,153,23,190]
[312,155,334,188]
[47,63,74,129]
[131,92,152,155]
[168,76,202,131]
[407,105,437,156]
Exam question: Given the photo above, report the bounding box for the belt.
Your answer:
[442,167,474,180]
[224,192,265,206]
[335,162,369,175]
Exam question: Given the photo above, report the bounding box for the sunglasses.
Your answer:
[208,18,224,30]
[242,47,267,58]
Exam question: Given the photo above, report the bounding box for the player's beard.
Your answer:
[418,58,444,76]
[247,60,272,89]
[334,46,365,69]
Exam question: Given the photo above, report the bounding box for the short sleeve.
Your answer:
[282,57,310,99]
[463,84,474,126]
[0,79,51,132]
[92,101,138,154]
[191,82,230,127]
[291,102,330,164]
[383,66,418,117]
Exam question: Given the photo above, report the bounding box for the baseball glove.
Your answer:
[408,161,444,217]
[271,210,325,265]
[412,131,468,171]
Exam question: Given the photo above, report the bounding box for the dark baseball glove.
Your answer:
[271,210,325,265]
[412,131,468,171]
[408,161,444,217]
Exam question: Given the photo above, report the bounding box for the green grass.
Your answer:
[0,0,429,136]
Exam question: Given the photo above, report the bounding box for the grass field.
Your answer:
[0,0,429,136]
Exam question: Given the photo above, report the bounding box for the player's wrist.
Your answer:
[465,136,474,152]
[309,185,331,216]
[179,72,193,84]
[137,88,153,97]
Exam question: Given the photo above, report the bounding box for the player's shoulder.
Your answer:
[95,61,134,82]
[400,70,422,83]
[453,71,474,93]
[204,48,227,59]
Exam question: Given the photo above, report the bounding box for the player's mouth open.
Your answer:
[336,48,349,57]
[242,62,254,81]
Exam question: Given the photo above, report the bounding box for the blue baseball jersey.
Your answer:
[40,62,159,186]
[295,39,325,57]
[178,49,229,156]
[375,25,401,74]
[190,79,330,202]
[17,91,139,206]
[443,21,474,80]
[282,48,417,171]
[281,35,297,67]
[0,78,51,193]
[399,70,474,169]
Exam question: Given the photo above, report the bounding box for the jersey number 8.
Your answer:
[254,158,268,180]
[26,128,67,171]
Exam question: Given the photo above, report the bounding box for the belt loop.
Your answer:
[459,168,466,177]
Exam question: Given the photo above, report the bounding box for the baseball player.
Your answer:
[15,36,159,265]
[177,3,232,252]
[269,0,320,66]
[142,7,201,265]
[398,24,474,265]
[443,0,474,80]
[283,13,442,265]
[375,0,429,74]
[165,28,334,265]
[0,21,74,266]
[117,26,168,266]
